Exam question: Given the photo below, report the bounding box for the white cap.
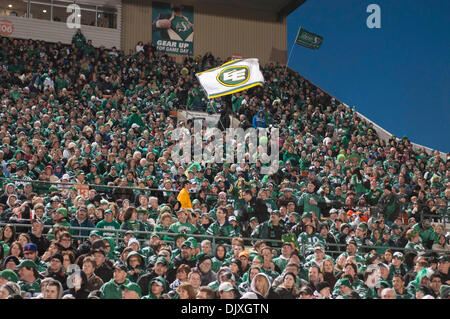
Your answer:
[218,282,234,292]
[240,292,258,299]
[127,238,140,248]
[62,174,70,180]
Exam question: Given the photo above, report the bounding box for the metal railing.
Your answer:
[0,177,218,196]
[2,222,447,259]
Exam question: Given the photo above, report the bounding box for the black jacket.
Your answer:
[94,261,114,283]
[43,269,68,290]
[63,287,90,299]
[167,255,197,283]
[274,286,298,299]
[29,232,50,257]
[240,197,269,224]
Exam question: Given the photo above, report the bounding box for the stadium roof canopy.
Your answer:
[56,0,306,16]
[64,0,306,20]
[195,0,306,20]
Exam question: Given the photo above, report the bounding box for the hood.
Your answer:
[149,275,167,291]
[54,163,64,179]
[3,183,15,195]
[126,251,145,267]
[214,244,227,261]
[103,237,116,252]
[250,272,272,298]
[257,110,264,117]
[6,194,18,207]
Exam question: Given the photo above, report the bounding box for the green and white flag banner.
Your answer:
[195,58,265,99]
[295,27,323,50]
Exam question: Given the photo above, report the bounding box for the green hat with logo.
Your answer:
[375,279,391,289]
[337,278,352,289]
[89,230,102,238]
[159,205,172,214]
[186,237,198,249]
[155,256,169,267]
[56,207,68,218]
[16,259,38,270]
[49,186,59,192]
[136,207,147,213]
[17,160,27,169]
[358,222,368,231]
[301,212,312,220]
[181,240,194,249]
[0,269,19,282]
[270,210,281,216]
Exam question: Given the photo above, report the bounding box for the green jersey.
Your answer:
[18,279,41,295]
[297,233,324,252]
[206,221,235,244]
[168,221,197,235]
[96,220,121,237]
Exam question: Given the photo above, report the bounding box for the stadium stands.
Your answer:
[0,33,448,299]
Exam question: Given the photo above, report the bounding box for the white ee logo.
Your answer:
[223,69,246,82]
[366,4,381,29]
[66,4,81,29]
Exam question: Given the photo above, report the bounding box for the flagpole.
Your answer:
[284,27,301,75]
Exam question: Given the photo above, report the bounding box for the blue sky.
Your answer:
[287,0,449,152]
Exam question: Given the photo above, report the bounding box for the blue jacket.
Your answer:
[252,110,266,128]
[70,217,96,243]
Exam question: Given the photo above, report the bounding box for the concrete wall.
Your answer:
[121,0,287,65]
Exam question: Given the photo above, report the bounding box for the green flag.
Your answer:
[295,27,323,50]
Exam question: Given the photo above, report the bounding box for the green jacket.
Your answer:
[72,32,86,48]
[297,192,324,218]
[272,256,289,273]
[251,221,285,247]
[356,283,378,299]
[120,220,149,239]
[100,278,131,299]
[18,279,41,295]
[141,293,164,299]
[412,223,438,247]
[206,221,235,244]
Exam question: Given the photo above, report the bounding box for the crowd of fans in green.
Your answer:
[0,30,448,300]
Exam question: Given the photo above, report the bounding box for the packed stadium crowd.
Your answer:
[0,30,448,300]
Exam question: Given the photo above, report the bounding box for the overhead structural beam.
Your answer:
[276,0,307,21]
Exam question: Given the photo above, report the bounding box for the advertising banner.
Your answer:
[152,2,194,55]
